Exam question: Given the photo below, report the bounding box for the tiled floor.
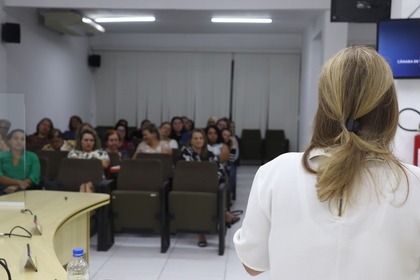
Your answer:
[89,165,271,280]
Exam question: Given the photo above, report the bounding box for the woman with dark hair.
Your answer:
[0,129,40,195]
[234,46,420,278]
[132,123,172,158]
[105,129,130,160]
[114,122,134,149]
[68,128,109,169]
[26,118,54,146]
[179,128,239,247]
[160,122,178,149]
[205,125,229,163]
[63,115,82,139]
[216,117,230,132]
[170,116,190,146]
[42,129,75,151]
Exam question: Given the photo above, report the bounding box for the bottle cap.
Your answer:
[72,248,84,257]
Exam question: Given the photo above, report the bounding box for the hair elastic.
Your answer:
[346,118,360,133]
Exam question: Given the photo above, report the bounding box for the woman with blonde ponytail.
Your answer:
[234,46,420,279]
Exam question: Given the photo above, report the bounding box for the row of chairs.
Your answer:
[35,151,228,255]
[240,129,289,163]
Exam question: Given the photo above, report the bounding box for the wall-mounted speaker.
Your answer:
[88,55,101,67]
[2,23,20,43]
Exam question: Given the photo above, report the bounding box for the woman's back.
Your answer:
[236,151,420,279]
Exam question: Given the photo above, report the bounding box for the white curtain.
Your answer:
[232,53,300,151]
[94,51,232,129]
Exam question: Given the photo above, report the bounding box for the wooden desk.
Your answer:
[0,190,109,280]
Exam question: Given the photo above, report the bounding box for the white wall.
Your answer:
[298,11,348,151]
[3,7,94,133]
[90,33,302,53]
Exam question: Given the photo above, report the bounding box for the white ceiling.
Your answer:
[70,9,323,34]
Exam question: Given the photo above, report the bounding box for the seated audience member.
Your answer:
[68,128,110,169]
[181,116,194,132]
[63,115,82,139]
[26,118,54,146]
[207,116,218,127]
[42,129,75,151]
[75,122,94,138]
[216,117,230,131]
[105,129,130,160]
[114,123,134,149]
[170,117,190,146]
[205,125,230,163]
[160,122,179,149]
[133,124,172,158]
[68,128,109,193]
[221,128,239,164]
[178,128,240,247]
[0,119,11,152]
[129,119,151,141]
[115,119,128,127]
[0,129,40,195]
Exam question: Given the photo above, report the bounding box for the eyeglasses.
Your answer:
[117,129,126,132]
[0,126,9,130]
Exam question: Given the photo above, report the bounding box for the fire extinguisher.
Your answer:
[415,132,420,166]
[399,108,420,166]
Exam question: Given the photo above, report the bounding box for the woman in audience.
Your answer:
[105,129,130,160]
[0,129,40,195]
[114,123,134,149]
[170,117,190,146]
[115,119,128,127]
[68,128,110,169]
[63,115,82,139]
[132,123,172,158]
[26,118,54,146]
[42,129,75,151]
[205,125,229,163]
[207,116,218,127]
[129,119,151,141]
[160,122,179,149]
[179,128,240,247]
[221,128,239,164]
[216,117,230,132]
[75,122,94,138]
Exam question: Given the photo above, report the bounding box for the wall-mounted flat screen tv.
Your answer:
[331,0,391,22]
[377,19,420,79]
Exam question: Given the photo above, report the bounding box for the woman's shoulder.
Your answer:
[25,150,39,159]
[259,152,304,173]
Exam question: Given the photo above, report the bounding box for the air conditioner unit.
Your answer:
[42,10,105,36]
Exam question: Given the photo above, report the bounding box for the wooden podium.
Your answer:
[0,190,109,280]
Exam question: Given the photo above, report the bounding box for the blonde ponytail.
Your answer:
[303,46,407,212]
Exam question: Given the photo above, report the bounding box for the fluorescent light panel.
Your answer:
[211,18,272,23]
[82,17,105,33]
[95,17,156,23]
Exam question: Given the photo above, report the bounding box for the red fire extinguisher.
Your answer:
[415,131,420,166]
[399,108,420,166]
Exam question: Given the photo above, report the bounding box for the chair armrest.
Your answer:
[95,179,115,194]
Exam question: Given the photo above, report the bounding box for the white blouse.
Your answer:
[234,150,420,279]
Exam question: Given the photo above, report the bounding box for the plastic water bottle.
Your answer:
[67,248,89,280]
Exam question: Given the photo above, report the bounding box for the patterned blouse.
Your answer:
[68,148,110,161]
[136,140,170,154]
[179,146,226,181]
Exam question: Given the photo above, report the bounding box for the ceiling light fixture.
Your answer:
[82,18,105,33]
[211,18,272,23]
[94,17,156,23]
